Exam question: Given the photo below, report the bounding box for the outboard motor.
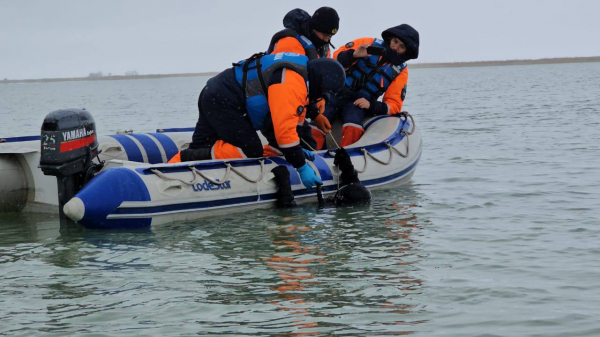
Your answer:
[39,109,103,220]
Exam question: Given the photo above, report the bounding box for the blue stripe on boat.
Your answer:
[148,133,179,160]
[155,127,195,133]
[312,155,333,181]
[129,134,163,164]
[1,135,41,143]
[109,135,144,162]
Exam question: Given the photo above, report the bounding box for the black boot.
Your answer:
[272,165,296,208]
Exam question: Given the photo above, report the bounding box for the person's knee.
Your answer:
[341,105,365,125]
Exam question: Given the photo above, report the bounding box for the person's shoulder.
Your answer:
[342,37,376,48]
[271,38,306,56]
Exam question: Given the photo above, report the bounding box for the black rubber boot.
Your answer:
[272,165,297,208]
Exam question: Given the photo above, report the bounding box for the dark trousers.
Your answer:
[322,89,366,126]
[189,69,263,158]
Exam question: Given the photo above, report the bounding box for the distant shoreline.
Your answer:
[3,56,599,84]
[409,56,600,69]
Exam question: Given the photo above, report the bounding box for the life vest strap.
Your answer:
[255,55,269,99]
[240,52,267,100]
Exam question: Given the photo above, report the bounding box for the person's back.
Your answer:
[172,52,346,190]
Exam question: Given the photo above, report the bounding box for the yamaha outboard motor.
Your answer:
[39,109,103,220]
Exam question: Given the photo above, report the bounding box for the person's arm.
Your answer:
[271,37,306,56]
[367,68,409,115]
[376,67,409,115]
[333,37,375,68]
[268,69,307,168]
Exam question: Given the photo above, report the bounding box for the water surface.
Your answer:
[1,62,600,336]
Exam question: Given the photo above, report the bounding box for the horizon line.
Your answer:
[3,56,599,84]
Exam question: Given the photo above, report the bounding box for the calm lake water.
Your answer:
[1,62,600,336]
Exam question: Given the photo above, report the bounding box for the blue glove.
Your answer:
[302,148,315,161]
[296,163,322,189]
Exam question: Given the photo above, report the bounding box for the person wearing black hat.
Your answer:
[168,53,346,190]
[310,24,420,149]
[267,7,340,60]
[266,7,341,152]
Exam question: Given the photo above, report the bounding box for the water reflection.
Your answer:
[0,184,431,335]
[255,183,429,335]
[0,212,60,246]
[263,216,324,336]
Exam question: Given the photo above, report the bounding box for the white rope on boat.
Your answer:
[191,164,231,185]
[227,159,266,183]
[355,149,369,173]
[366,145,394,165]
[327,132,341,149]
[355,114,415,172]
[300,138,317,152]
[152,159,265,187]
[387,130,409,158]
[401,111,416,135]
[150,168,197,185]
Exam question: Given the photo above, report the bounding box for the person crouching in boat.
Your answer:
[169,53,345,190]
[311,24,420,149]
[271,147,371,207]
[267,6,341,150]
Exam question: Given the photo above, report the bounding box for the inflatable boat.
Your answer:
[0,117,193,214]
[1,109,421,229]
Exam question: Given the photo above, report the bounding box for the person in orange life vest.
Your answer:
[267,7,340,148]
[310,24,420,149]
[172,53,346,189]
[268,7,339,60]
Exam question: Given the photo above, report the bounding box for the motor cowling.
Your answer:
[39,109,101,220]
[40,109,99,176]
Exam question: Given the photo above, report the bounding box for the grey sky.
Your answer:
[1,0,599,80]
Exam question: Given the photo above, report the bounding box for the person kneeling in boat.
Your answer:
[170,52,346,190]
[267,6,341,150]
[311,24,420,149]
[271,147,371,207]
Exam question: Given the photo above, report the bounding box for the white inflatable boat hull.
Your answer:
[62,115,422,229]
[0,129,194,213]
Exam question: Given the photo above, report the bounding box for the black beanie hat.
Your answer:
[310,7,339,35]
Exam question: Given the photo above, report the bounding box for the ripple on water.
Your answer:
[3,63,600,335]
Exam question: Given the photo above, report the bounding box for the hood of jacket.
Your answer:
[283,8,312,37]
[381,24,420,61]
